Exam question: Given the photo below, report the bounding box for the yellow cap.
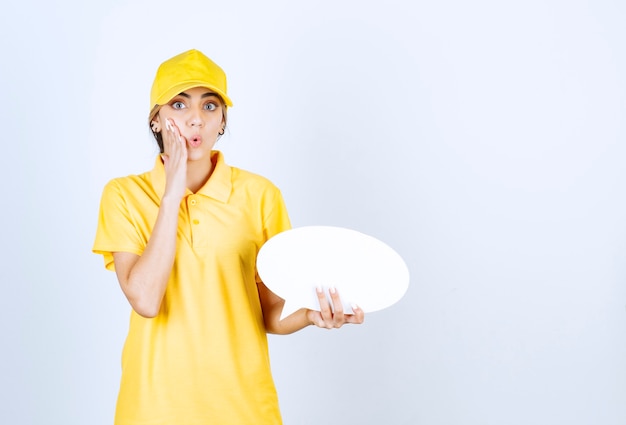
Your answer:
[150,49,233,110]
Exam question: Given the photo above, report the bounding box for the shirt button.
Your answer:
[190,199,197,206]
[192,219,200,225]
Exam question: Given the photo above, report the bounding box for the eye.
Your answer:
[204,102,217,111]
[172,101,186,110]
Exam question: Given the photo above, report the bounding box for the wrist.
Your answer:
[304,308,315,327]
[161,193,183,206]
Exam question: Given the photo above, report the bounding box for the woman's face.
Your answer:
[155,86,225,162]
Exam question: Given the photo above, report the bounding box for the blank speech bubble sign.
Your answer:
[257,226,410,320]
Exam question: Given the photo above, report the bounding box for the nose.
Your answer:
[187,106,204,127]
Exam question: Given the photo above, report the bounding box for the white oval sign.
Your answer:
[257,226,410,319]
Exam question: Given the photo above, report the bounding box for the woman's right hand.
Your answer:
[113,118,188,318]
[161,118,187,201]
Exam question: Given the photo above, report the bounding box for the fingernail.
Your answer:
[351,303,359,311]
[329,287,336,294]
[316,286,323,294]
[165,120,171,131]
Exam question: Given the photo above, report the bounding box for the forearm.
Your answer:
[257,282,311,334]
[265,305,313,335]
[119,195,181,317]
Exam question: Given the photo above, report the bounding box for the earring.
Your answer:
[218,127,225,136]
[151,122,160,132]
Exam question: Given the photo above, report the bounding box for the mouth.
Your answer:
[188,134,202,148]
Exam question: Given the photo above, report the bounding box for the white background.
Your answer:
[1,0,625,424]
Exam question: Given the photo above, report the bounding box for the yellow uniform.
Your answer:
[93,151,290,425]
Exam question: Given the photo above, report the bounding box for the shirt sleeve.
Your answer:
[92,179,146,271]
[262,186,291,242]
[256,185,291,284]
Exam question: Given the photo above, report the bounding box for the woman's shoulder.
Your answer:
[104,170,150,188]
[101,169,154,198]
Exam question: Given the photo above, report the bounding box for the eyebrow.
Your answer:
[177,92,220,99]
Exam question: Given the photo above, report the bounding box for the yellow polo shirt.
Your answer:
[93,151,290,425]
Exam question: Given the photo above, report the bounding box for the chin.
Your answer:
[187,150,212,161]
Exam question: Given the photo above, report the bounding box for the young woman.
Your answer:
[93,49,364,424]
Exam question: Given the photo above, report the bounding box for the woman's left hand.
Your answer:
[307,287,365,329]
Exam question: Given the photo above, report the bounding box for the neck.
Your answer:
[186,155,215,193]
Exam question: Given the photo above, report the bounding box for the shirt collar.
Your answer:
[150,150,232,203]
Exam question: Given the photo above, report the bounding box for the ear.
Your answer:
[151,117,161,133]
[219,115,226,135]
